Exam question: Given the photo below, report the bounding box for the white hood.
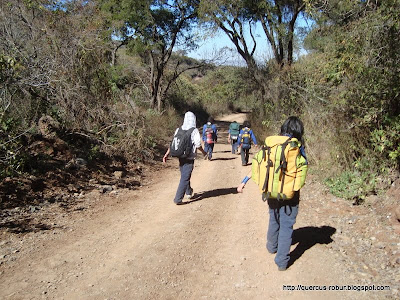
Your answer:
[181,111,196,130]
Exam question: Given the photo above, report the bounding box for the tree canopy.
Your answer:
[99,0,200,111]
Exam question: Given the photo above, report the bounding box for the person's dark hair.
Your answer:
[243,121,251,128]
[280,116,304,143]
[207,116,214,123]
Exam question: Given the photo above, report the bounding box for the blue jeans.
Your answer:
[266,196,299,269]
[241,147,250,165]
[173,158,194,204]
[231,138,238,154]
[204,142,215,160]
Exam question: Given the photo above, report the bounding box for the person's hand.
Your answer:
[237,183,245,193]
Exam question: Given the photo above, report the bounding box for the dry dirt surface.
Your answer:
[0,113,399,300]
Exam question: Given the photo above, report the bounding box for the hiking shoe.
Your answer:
[175,198,184,205]
[278,266,287,271]
[185,193,193,199]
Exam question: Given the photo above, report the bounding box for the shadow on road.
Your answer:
[288,225,336,267]
[185,187,238,203]
[210,157,237,161]
[1,219,53,233]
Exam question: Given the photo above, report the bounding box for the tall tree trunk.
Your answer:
[287,2,305,66]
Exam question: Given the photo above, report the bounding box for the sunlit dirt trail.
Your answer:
[0,113,385,299]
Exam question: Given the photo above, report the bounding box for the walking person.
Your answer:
[163,111,207,205]
[228,121,240,154]
[202,116,218,161]
[237,116,308,271]
[238,121,257,166]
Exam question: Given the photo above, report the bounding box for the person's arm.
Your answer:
[197,145,207,157]
[250,130,258,146]
[237,171,252,193]
[163,147,170,163]
[202,125,206,142]
[213,124,218,142]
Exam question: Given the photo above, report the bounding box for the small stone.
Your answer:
[376,242,386,249]
[100,185,113,193]
[114,171,124,179]
[75,158,87,166]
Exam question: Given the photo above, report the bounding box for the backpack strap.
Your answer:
[276,137,291,201]
[261,145,273,202]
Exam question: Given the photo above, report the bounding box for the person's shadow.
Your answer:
[210,157,237,161]
[288,225,336,267]
[185,187,238,203]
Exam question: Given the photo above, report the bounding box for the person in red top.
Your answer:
[202,116,218,161]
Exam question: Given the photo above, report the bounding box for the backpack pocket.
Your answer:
[293,155,308,191]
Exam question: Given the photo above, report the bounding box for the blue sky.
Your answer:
[187,25,272,66]
[186,16,312,66]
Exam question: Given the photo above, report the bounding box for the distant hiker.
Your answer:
[202,116,218,161]
[228,121,240,154]
[238,121,257,165]
[163,111,207,205]
[237,116,308,271]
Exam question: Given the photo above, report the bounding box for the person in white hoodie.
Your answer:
[163,111,207,205]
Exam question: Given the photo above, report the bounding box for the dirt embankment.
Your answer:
[0,113,399,299]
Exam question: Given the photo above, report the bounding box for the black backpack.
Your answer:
[170,127,195,158]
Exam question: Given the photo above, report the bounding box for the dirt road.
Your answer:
[0,113,397,299]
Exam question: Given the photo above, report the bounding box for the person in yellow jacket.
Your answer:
[238,116,307,271]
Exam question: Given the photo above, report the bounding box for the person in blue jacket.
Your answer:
[238,120,257,165]
[202,116,218,160]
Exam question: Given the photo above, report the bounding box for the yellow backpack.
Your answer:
[251,136,308,201]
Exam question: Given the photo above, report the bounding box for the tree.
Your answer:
[99,0,200,112]
[252,0,306,66]
[200,0,306,68]
[198,0,268,117]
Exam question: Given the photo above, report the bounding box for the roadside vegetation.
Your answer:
[0,0,399,208]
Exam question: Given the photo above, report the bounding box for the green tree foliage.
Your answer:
[274,0,400,200]
[198,66,257,114]
[0,0,162,179]
[198,0,308,119]
[98,0,201,112]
